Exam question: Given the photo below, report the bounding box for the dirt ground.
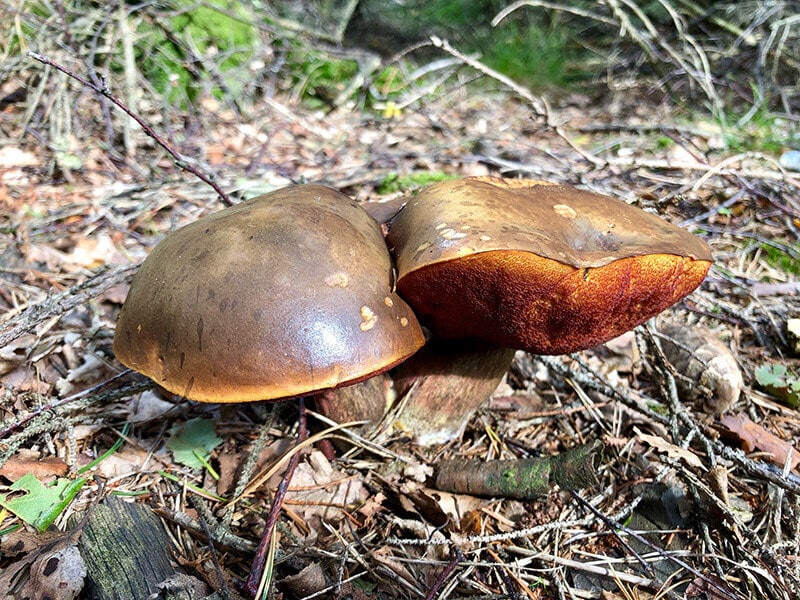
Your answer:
[1,46,800,600]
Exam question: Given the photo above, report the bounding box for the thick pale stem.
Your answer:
[390,340,516,445]
[313,373,393,433]
[314,341,515,446]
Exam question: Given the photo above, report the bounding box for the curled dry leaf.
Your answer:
[24,543,86,600]
[0,449,69,482]
[719,414,800,472]
[635,428,704,469]
[656,320,743,413]
[278,562,328,599]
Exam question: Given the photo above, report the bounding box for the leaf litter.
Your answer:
[1,22,799,600]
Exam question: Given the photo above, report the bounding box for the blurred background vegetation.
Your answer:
[2,0,798,168]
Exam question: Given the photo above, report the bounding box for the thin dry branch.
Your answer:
[26,51,233,207]
[428,36,606,167]
[0,263,138,348]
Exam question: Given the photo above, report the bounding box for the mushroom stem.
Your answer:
[313,373,393,434]
[390,340,516,446]
[312,341,514,447]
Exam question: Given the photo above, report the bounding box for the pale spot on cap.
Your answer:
[324,272,349,288]
[553,204,577,219]
[360,306,377,331]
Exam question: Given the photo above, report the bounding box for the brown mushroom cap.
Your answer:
[114,184,425,402]
[386,177,712,355]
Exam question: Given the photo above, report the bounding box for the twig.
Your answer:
[244,398,308,597]
[571,491,744,600]
[0,370,144,441]
[428,36,605,167]
[26,51,233,207]
[433,441,603,498]
[155,506,257,554]
[493,0,617,27]
[0,262,139,347]
[425,547,465,600]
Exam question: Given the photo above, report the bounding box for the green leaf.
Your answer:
[166,417,223,470]
[0,474,86,531]
[755,363,800,408]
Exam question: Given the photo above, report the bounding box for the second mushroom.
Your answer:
[376,176,713,444]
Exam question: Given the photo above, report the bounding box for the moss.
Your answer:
[137,0,256,106]
[377,172,456,194]
[761,242,800,276]
[286,48,359,108]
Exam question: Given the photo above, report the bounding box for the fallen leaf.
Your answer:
[89,448,151,480]
[166,418,222,470]
[0,146,38,168]
[23,543,86,600]
[635,428,705,468]
[0,474,86,531]
[0,338,31,376]
[128,390,176,423]
[755,363,800,409]
[0,528,40,557]
[284,451,367,523]
[685,573,737,599]
[719,414,800,471]
[0,450,69,483]
[67,234,122,269]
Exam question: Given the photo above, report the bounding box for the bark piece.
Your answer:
[79,497,181,600]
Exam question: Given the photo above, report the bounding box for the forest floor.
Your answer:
[1,71,800,600]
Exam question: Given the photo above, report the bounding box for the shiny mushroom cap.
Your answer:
[386,177,712,355]
[114,184,425,402]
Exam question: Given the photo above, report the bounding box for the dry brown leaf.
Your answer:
[356,491,386,526]
[23,543,86,600]
[0,528,40,557]
[89,448,150,480]
[283,451,367,523]
[0,338,30,376]
[0,146,38,168]
[0,535,85,600]
[0,449,69,482]
[719,414,800,471]
[635,428,704,468]
[67,235,123,269]
[685,574,738,599]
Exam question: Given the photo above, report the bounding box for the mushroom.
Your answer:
[382,176,713,443]
[113,184,425,404]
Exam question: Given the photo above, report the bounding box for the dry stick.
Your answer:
[0,262,139,347]
[0,369,145,440]
[434,441,603,499]
[26,51,233,207]
[190,496,233,600]
[493,0,618,27]
[244,398,308,598]
[425,547,465,600]
[155,506,257,554]
[427,36,605,168]
[570,491,743,600]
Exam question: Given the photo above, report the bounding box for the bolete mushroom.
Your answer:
[382,176,713,443]
[113,184,425,404]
